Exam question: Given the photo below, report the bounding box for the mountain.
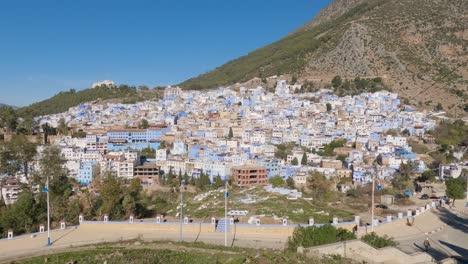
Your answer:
[180,0,467,115]
[17,85,163,117]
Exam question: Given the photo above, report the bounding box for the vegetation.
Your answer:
[291,157,299,165]
[288,225,356,251]
[0,105,18,131]
[269,176,285,188]
[17,241,356,264]
[445,177,467,206]
[140,147,156,159]
[416,170,436,183]
[331,76,390,96]
[307,172,334,201]
[318,139,346,156]
[0,135,37,179]
[361,232,398,248]
[274,142,296,160]
[72,130,87,138]
[16,85,162,117]
[433,120,467,148]
[138,119,149,129]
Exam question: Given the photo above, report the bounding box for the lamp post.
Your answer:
[46,175,51,246]
[224,181,228,247]
[179,180,184,242]
[371,174,375,232]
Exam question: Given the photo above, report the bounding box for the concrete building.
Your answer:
[134,163,160,185]
[231,166,268,187]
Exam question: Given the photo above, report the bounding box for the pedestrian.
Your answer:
[352,225,358,235]
[423,237,430,252]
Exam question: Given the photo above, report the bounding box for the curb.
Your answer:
[425,224,447,235]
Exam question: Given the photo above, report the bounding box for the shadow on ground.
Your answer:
[436,208,468,234]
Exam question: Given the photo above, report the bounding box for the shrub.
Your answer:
[361,232,398,248]
[288,225,356,251]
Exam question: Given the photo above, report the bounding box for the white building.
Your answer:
[92,80,114,88]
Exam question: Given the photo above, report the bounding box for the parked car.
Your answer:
[420,194,430,200]
[376,204,388,209]
[394,194,407,199]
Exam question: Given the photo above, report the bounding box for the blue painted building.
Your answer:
[107,128,167,151]
[77,161,96,185]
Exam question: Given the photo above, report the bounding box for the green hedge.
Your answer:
[288,225,356,251]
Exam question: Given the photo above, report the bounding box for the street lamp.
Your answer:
[45,175,51,246]
[179,180,184,242]
[224,181,229,247]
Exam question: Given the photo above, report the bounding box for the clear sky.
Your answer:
[0,0,331,107]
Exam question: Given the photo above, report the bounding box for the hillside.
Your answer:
[0,103,18,109]
[17,85,162,117]
[179,0,467,115]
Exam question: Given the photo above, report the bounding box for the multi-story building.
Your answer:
[231,166,268,187]
[1,177,21,205]
[134,163,160,185]
[77,161,96,185]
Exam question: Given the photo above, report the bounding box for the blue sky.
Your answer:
[0,0,331,106]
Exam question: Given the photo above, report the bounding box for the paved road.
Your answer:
[396,206,468,262]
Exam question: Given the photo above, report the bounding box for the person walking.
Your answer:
[423,237,431,252]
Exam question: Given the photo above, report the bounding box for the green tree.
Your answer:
[57,118,68,136]
[16,116,37,135]
[336,154,347,163]
[269,176,285,188]
[0,135,37,180]
[417,170,436,183]
[445,177,467,206]
[286,177,295,188]
[140,147,156,159]
[331,75,342,88]
[214,175,224,188]
[301,153,307,165]
[139,119,149,129]
[72,130,86,138]
[319,139,346,156]
[0,106,18,131]
[99,173,124,219]
[291,157,299,165]
[0,191,38,235]
[435,103,444,111]
[307,172,333,199]
[228,127,233,139]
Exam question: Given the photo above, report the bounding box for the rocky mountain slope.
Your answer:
[180,0,467,115]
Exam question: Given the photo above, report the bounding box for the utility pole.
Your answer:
[179,180,184,242]
[371,174,375,232]
[225,181,228,247]
[46,175,51,246]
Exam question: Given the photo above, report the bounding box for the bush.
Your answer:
[361,232,398,248]
[269,176,285,188]
[288,225,356,251]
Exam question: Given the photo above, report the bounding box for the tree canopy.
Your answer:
[445,177,467,205]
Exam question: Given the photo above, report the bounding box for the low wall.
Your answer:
[304,239,434,264]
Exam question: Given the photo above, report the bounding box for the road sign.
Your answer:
[377,185,383,191]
